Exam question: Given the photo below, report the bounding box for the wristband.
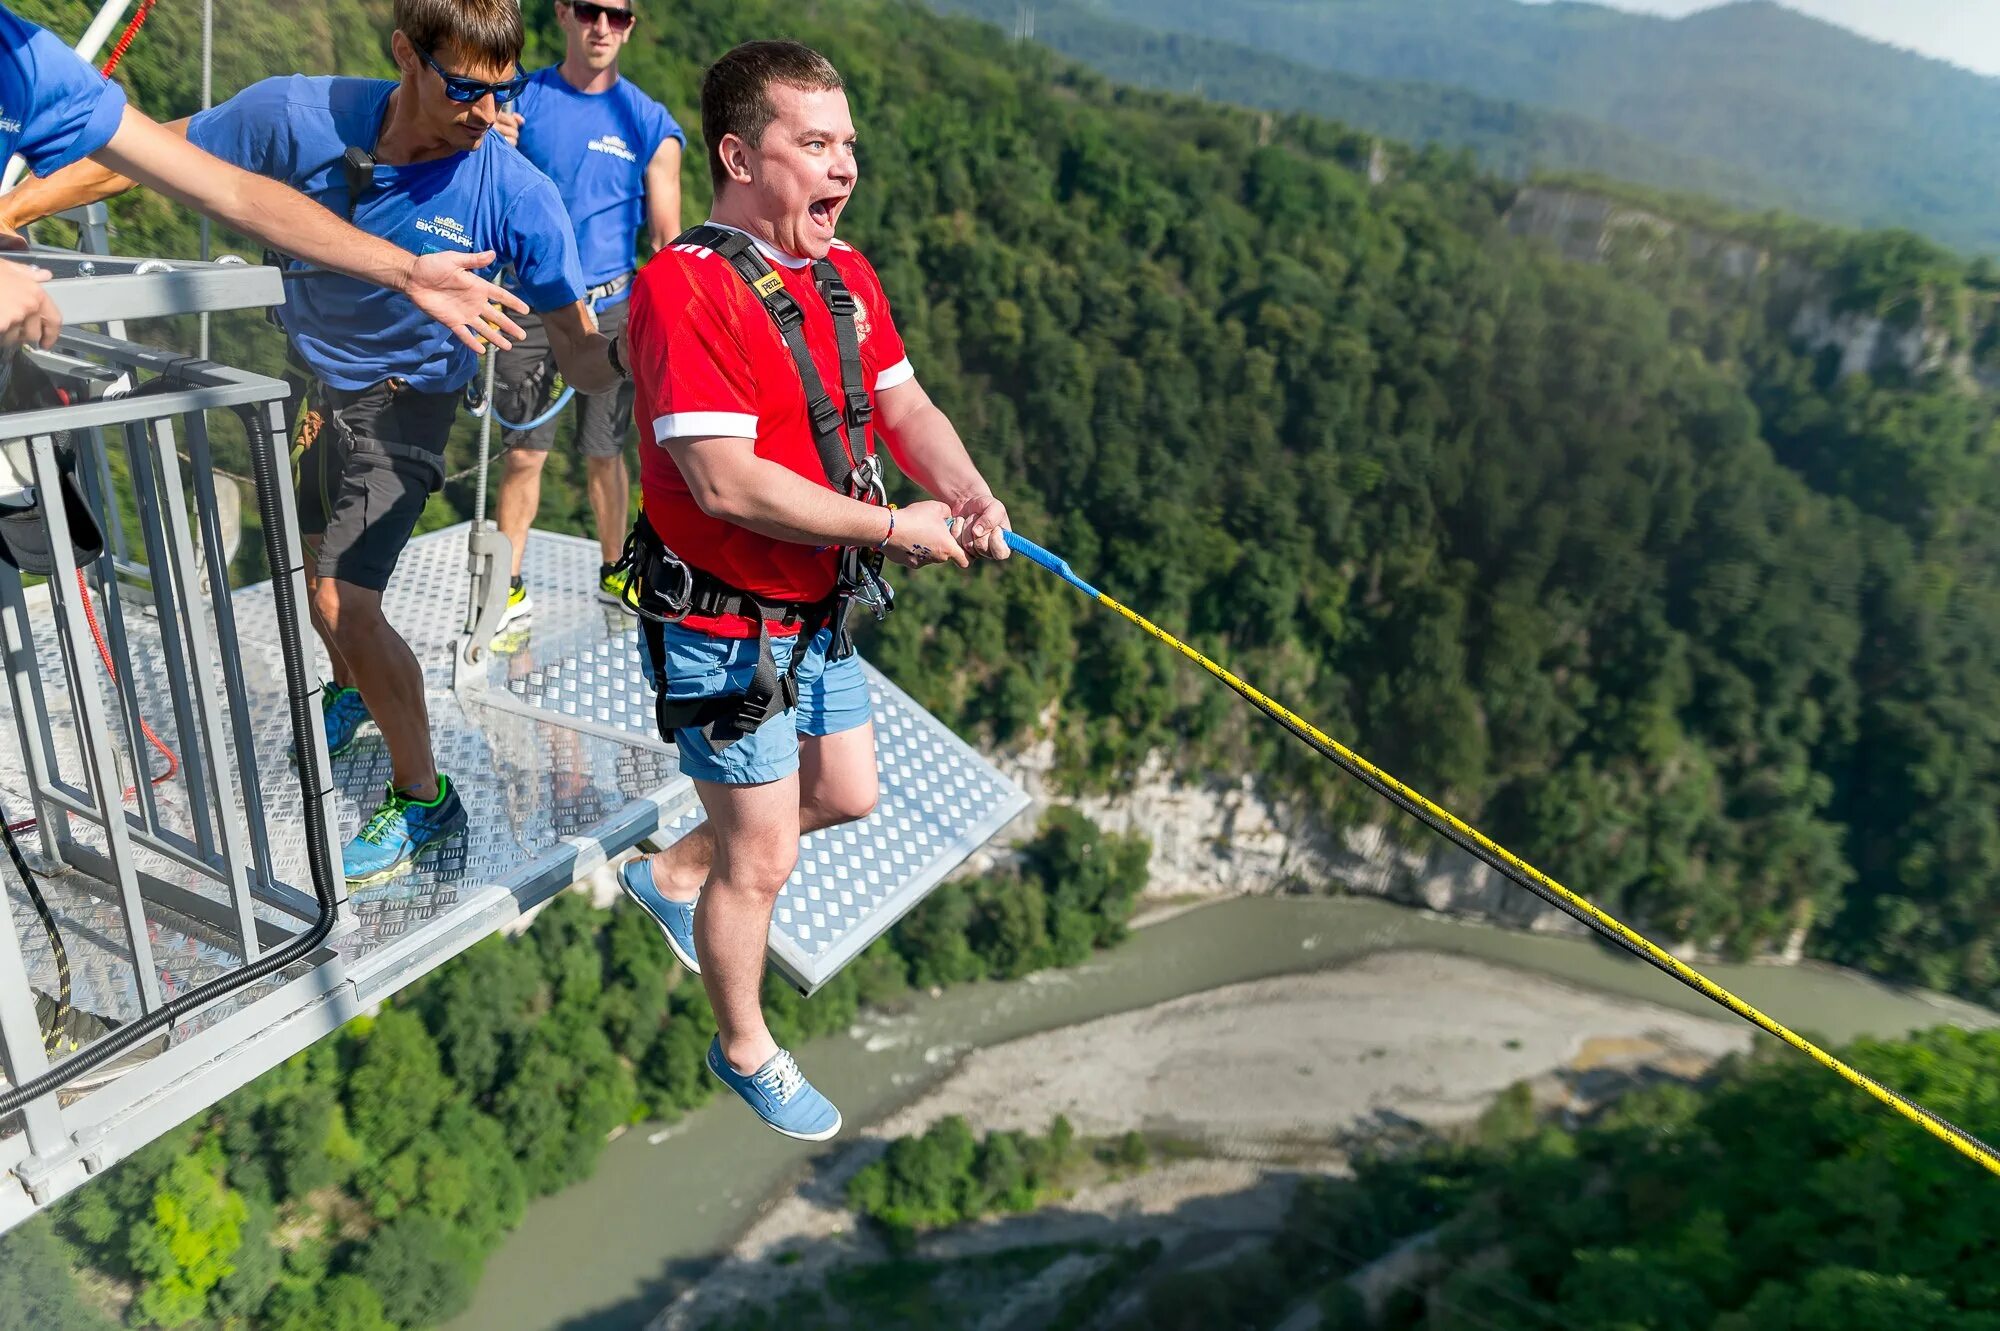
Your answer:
[606,332,629,381]
[874,505,896,551]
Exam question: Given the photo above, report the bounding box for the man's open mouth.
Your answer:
[808,196,844,230]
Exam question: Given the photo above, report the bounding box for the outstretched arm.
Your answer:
[1,109,528,352]
[874,378,1010,560]
[541,300,624,396]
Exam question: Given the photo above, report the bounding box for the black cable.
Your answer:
[0,806,70,1057]
[0,398,339,1118]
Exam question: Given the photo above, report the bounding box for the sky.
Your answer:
[1534,0,2000,77]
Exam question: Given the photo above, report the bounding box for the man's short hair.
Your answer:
[394,0,523,69]
[700,41,844,192]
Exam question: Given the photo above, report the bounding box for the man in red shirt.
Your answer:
[619,40,1009,1140]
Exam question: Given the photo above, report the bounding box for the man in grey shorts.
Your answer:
[490,0,685,622]
[13,0,631,884]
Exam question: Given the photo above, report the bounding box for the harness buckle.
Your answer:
[809,396,844,438]
[851,453,887,506]
[769,292,807,332]
[618,519,695,623]
[844,388,875,430]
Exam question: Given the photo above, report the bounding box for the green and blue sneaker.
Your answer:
[321,684,373,758]
[343,776,468,887]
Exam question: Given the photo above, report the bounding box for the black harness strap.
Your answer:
[674,224,881,502]
[622,224,898,753]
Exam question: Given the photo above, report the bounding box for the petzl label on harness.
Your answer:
[752,270,786,298]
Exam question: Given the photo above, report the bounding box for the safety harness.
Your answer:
[620,223,895,753]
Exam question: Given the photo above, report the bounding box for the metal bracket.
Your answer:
[456,523,514,680]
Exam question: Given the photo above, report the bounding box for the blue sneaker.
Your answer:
[619,856,700,974]
[292,684,372,765]
[343,776,468,886]
[707,1037,842,1141]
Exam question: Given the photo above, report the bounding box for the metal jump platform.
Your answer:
[0,250,1026,1234]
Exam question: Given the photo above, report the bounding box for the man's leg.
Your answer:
[642,721,876,902]
[300,539,358,690]
[690,773,801,1075]
[311,577,436,799]
[572,302,639,577]
[584,453,629,567]
[490,313,558,581]
[496,447,550,581]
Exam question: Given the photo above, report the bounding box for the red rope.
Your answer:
[75,567,181,792]
[4,571,183,834]
[97,0,159,78]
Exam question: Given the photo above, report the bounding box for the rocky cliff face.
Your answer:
[1505,185,1992,387]
[995,740,1584,935]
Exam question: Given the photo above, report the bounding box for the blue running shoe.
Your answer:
[343,776,468,886]
[707,1036,842,1141]
[619,856,700,974]
[293,685,372,765]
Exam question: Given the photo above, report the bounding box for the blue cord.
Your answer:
[470,383,574,433]
[1003,530,1102,598]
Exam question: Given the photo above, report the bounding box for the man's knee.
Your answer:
[805,775,876,829]
[716,835,799,896]
[502,447,548,480]
[311,580,383,646]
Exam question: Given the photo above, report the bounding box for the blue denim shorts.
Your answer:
[639,621,872,785]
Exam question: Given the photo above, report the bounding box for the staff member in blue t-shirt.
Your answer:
[8,0,631,887]
[0,2,524,354]
[488,0,684,621]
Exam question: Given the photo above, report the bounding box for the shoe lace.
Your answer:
[357,790,413,846]
[754,1050,806,1105]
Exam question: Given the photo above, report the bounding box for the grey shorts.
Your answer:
[294,378,454,592]
[493,294,634,459]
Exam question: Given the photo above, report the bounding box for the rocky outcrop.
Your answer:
[1505,185,1991,387]
[1786,288,1966,381]
[1504,185,1763,282]
[995,741,1582,935]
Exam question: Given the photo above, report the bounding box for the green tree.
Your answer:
[345,1008,450,1158]
[127,1143,248,1327]
[351,1213,481,1329]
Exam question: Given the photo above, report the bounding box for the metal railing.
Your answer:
[0,254,340,1169]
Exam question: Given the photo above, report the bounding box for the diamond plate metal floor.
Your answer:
[2,522,1025,1078]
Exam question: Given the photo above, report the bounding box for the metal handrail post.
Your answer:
[30,435,165,1014]
[145,417,262,957]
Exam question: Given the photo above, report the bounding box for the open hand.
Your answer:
[406,249,529,353]
[0,259,60,351]
[494,110,524,149]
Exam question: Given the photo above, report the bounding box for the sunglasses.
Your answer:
[566,0,638,31]
[413,42,529,105]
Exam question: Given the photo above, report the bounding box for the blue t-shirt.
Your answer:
[189,75,586,393]
[0,6,129,177]
[514,68,683,291]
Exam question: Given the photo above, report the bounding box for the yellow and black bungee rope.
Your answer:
[1005,529,2000,1177]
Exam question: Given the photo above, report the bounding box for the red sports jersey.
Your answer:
[628,226,912,638]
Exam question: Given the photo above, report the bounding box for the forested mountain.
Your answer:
[9,0,2000,1324]
[935,0,1778,213]
[15,0,2000,994]
[999,0,2000,256]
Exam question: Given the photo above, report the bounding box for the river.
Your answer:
[446,894,1994,1331]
